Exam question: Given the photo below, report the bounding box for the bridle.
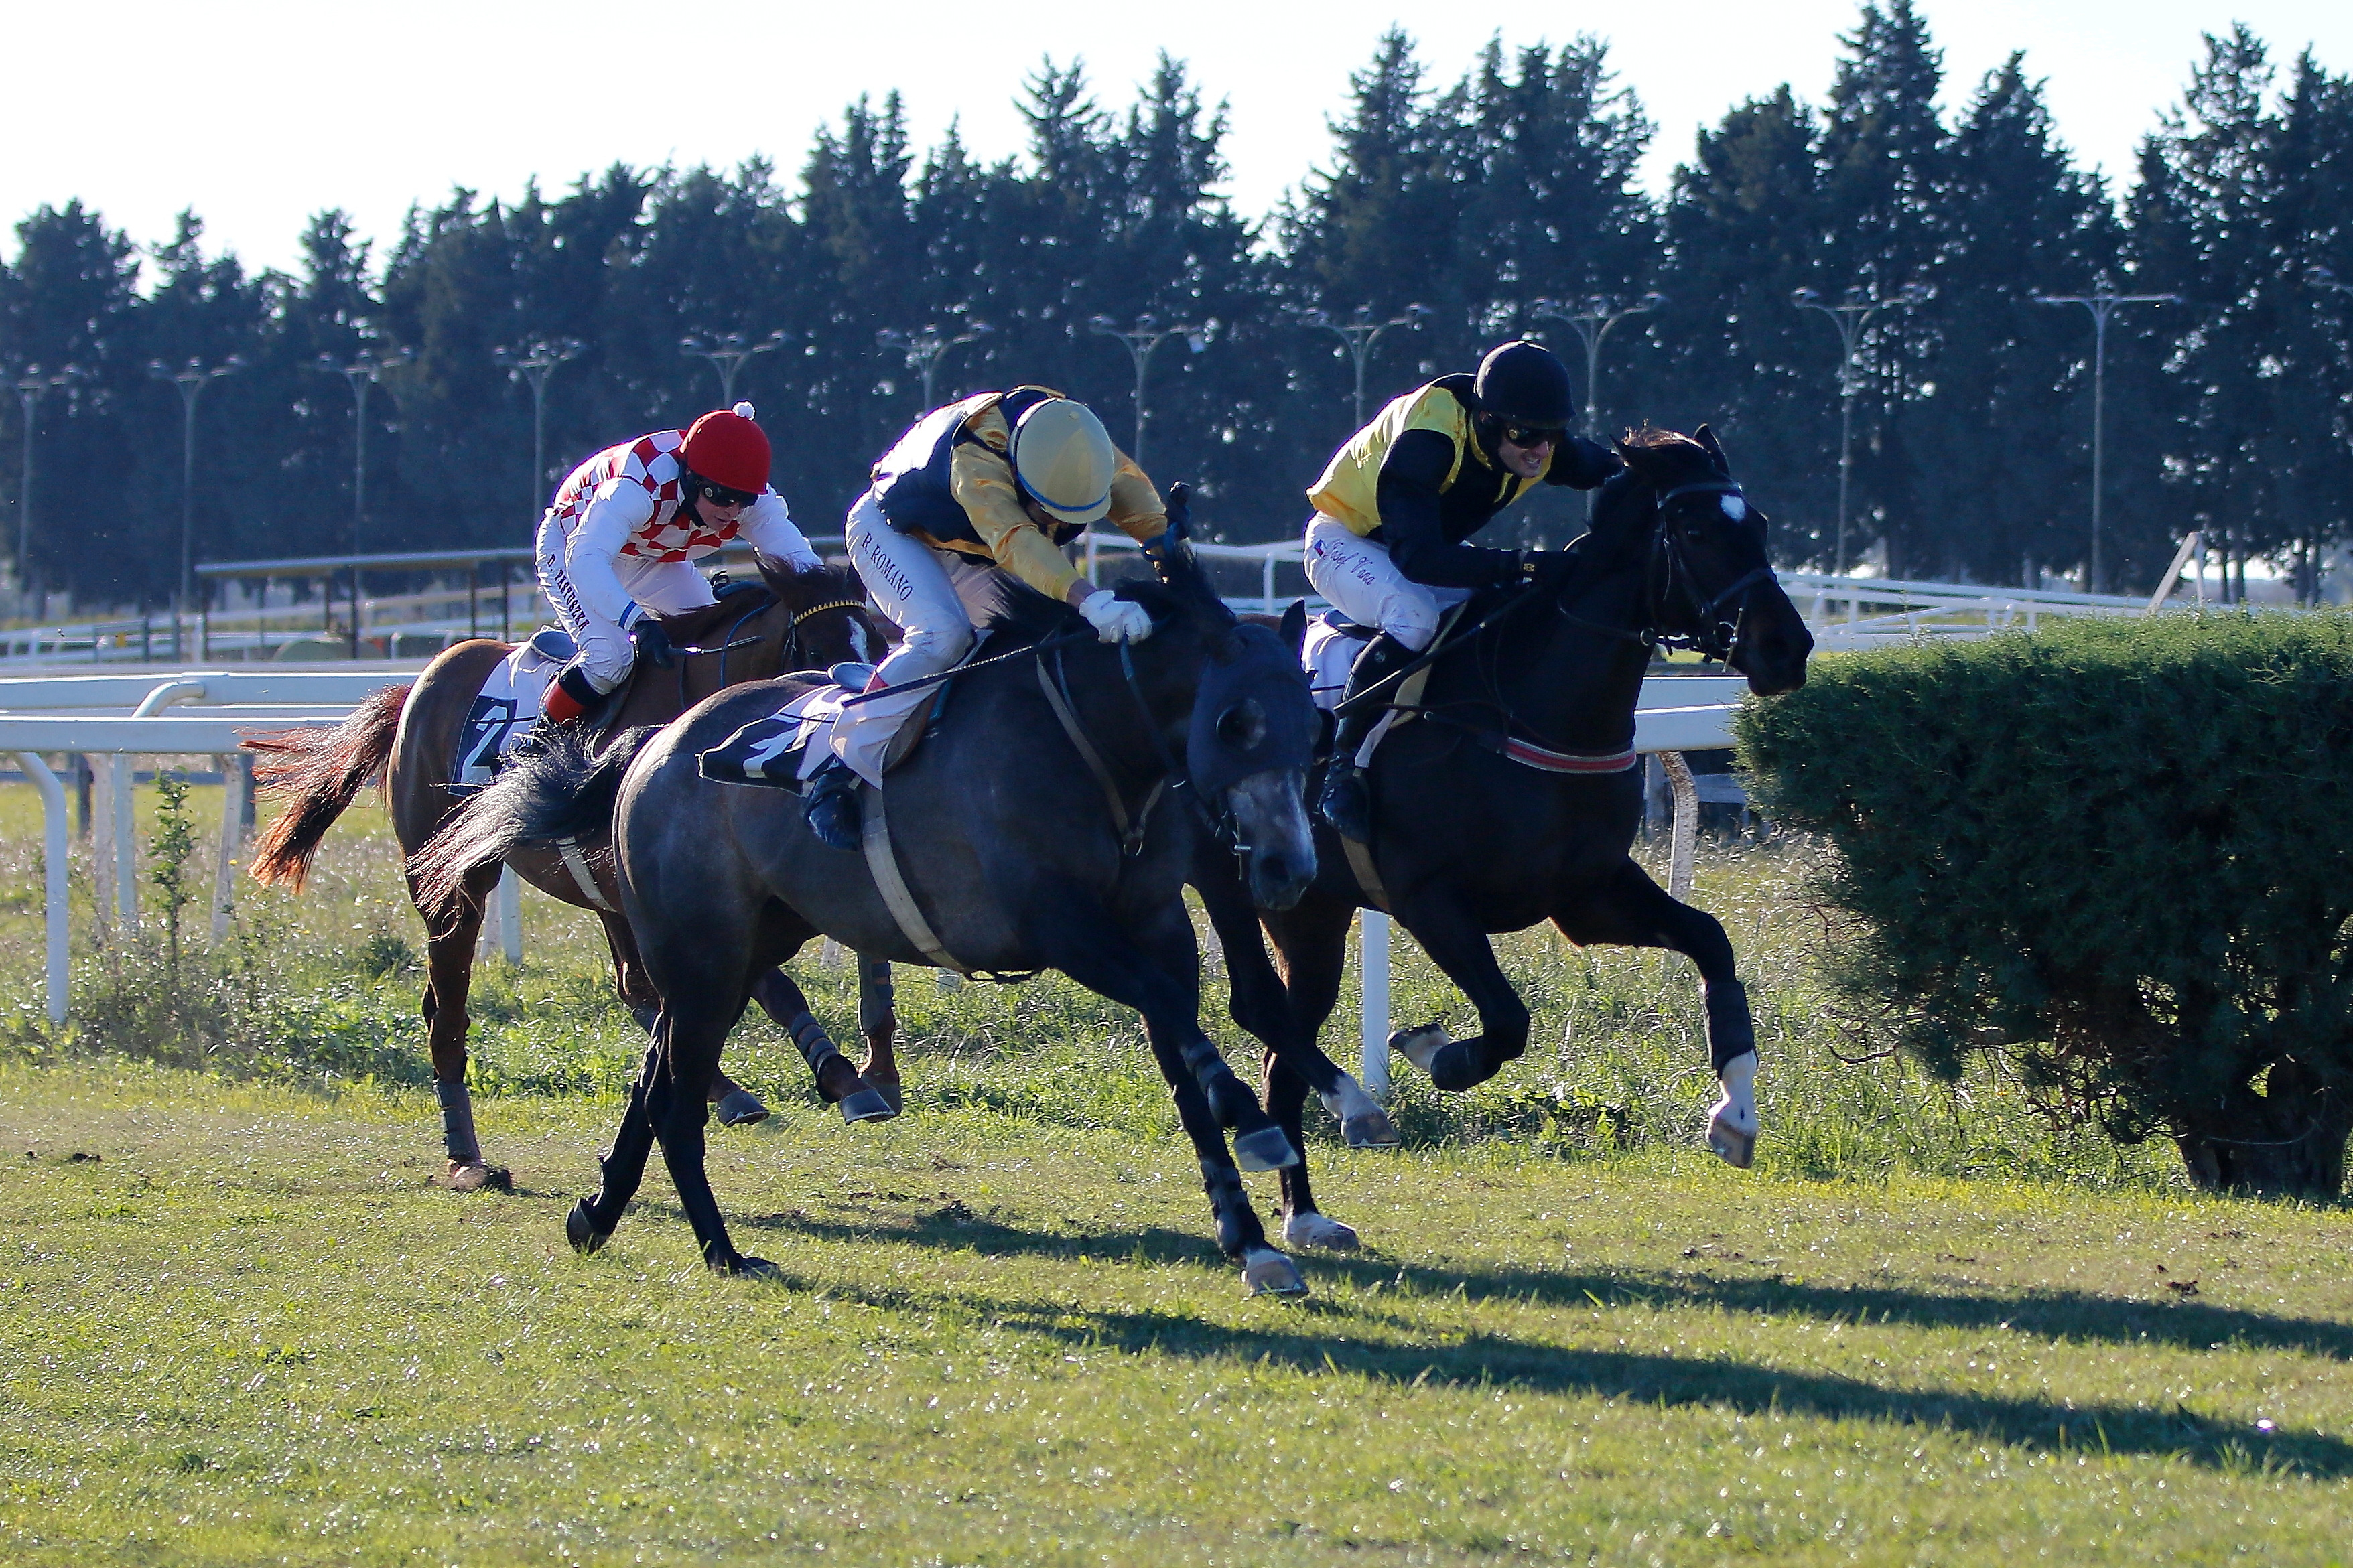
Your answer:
[673,592,870,693]
[1641,478,1773,664]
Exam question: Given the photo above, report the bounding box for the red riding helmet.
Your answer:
[679,403,772,494]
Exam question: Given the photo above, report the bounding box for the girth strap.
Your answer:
[553,836,616,912]
[1037,653,1166,857]
[1341,834,1391,914]
[858,782,972,975]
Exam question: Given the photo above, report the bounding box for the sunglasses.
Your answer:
[1499,424,1565,449]
[695,479,760,509]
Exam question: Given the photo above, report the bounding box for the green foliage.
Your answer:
[1739,612,2353,1193]
[148,770,197,971]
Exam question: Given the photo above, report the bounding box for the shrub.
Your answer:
[1737,611,2353,1196]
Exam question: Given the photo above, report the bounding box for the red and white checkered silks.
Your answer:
[547,430,743,563]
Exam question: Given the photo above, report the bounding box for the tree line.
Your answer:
[3,1,2349,610]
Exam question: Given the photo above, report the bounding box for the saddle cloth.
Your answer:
[452,628,574,789]
[699,662,943,791]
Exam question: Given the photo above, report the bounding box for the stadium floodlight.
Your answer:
[1298,303,1433,428]
[2031,288,2179,593]
[11,363,81,592]
[681,330,790,405]
[494,338,587,524]
[1793,283,1930,578]
[1528,295,1666,441]
[148,355,245,654]
[313,346,415,559]
[1087,313,1213,468]
[876,321,992,410]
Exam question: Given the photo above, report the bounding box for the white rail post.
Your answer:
[1661,750,1699,903]
[15,752,70,1023]
[1359,909,1392,1096]
[211,750,253,946]
[107,754,138,930]
[496,867,523,963]
[89,757,115,944]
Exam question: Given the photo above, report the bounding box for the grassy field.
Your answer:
[5,777,2353,1563]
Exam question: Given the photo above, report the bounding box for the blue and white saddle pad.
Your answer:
[452,628,575,790]
[699,663,876,791]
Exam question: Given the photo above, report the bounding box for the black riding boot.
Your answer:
[1317,632,1414,842]
[802,756,862,852]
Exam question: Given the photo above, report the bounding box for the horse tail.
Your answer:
[408,725,661,930]
[245,683,411,892]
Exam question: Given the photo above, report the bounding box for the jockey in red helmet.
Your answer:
[534,403,821,724]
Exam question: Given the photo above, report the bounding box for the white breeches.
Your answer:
[1303,516,1471,653]
[829,490,996,786]
[535,511,718,693]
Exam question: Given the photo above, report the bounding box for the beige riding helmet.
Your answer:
[1009,397,1116,526]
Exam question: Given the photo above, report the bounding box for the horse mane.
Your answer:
[967,569,1190,648]
[754,553,866,611]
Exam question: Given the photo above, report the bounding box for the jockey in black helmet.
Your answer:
[1302,339,1624,841]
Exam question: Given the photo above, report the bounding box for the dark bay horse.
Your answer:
[1195,427,1815,1245]
[244,555,898,1190]
[415,541,1355,1291]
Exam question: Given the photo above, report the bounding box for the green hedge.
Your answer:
[1737,612,2353,1194]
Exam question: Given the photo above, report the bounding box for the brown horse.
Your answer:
[245,555,901,1190]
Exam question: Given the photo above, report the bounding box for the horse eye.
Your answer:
[1217,699,1267,750]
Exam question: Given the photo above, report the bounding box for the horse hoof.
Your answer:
[873,1080,905,1117]
[714,1253,785,1282]
[1232,1125,1300,1173]
[713,1088,770,1127]
[1708,1118,1757,1169]
[1392,1022,1452,1074]
[1242,1247,1309,1297]
[1427,1042,1499,1093]
[565,1200,611,1255]
[1342,1109,1402,1149]
[1282,1211,1360,1252]
[442,1161,512,1193]
[837,1088,896,1124]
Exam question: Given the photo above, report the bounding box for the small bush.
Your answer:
[1739,611,2353,1195]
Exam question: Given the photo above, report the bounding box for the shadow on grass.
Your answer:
[724,1202,2353,1475]
[750,1201,2353,1365]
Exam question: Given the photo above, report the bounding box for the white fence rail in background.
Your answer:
[5,668,1740,1093]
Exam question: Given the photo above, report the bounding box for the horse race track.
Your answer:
[5,1065,2353,1565]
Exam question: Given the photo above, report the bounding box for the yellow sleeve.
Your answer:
[1103,449,1168,545]
[948,410,1085,601]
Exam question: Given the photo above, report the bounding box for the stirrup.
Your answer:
[803,760,862,853]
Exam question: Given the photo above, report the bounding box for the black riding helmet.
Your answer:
[1473,340,1576,431]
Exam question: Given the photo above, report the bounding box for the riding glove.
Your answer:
[630,618,675,668]
[1079,590,1155,644]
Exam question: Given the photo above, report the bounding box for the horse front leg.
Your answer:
[1554,856,1758,1168]
[1252,895,1392,1252]
[1386,892,1531,1093]
[409,860,510,1192]
[748,969,894,1123]
[856,954,902,1115]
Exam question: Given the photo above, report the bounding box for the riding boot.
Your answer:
[802,756,863,852]
[511,661,602,759]
[1317,632,1414,842]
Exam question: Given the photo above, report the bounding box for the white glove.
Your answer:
[1079,589,1155,644]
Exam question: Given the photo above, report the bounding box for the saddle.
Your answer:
[697,655,962,792]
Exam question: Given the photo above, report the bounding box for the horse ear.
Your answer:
[1694,423,1729,472]
[1278,599,1308,657]
[1164,481,1193,541]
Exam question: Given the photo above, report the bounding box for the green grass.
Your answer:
[5,778,2350,1561]
[6,1065,2353,1566]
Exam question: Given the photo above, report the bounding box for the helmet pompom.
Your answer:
[733,401,756,420]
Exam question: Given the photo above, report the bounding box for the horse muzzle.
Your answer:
[1225,768,1316,911]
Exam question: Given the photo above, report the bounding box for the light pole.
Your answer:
[313,347,413,559]
[12,364,80,593]
[2031,287,2179,593]
[1793,283,1929,577]
[495,338,585,522]
[1300,304,1432,427]
[680,330,788,405]
[148,355,244,654]
[1087,313,1211,468]
[1529,294,1666,440]
[877,321,993,411]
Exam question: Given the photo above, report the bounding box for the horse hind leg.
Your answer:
[1385,894,1531,1093]
[748,968,894,1123]
[604,909,770,1128]
[413,860,511,1192]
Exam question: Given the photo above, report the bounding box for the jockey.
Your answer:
[800,386,1167,851]
[1305,340,1624,840]
[535,403,822,725]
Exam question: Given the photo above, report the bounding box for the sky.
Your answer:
[6,0,2350,281]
